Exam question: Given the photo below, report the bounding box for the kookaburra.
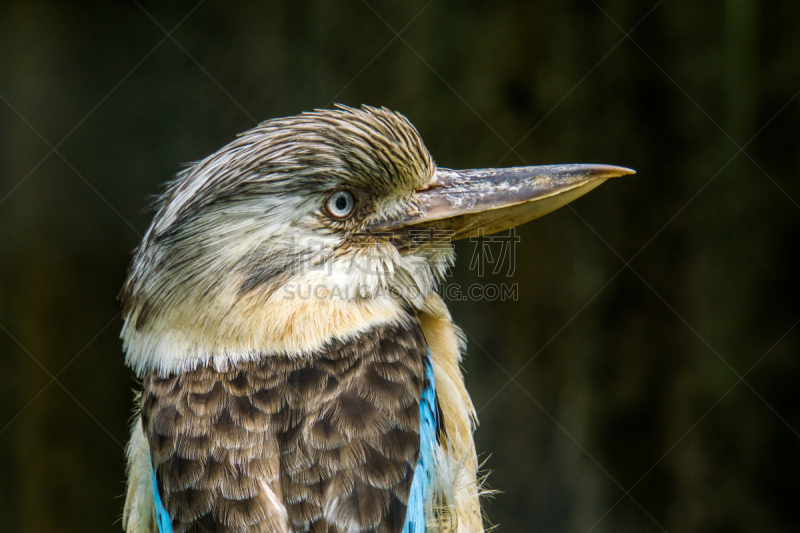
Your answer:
[120,105,632,533]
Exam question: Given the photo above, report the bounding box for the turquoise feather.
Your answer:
[151,467,173,533]
[404,351,439,533]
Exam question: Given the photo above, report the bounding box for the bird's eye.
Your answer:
[325,190,355,219]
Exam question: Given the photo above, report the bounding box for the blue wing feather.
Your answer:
[152,467,174,533]
[403,350,439,533]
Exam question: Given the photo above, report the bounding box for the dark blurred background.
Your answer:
[1,1,799,532]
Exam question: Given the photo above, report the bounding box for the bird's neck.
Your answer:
[121,281,414,378]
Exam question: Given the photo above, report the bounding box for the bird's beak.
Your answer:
[369,164,635,245]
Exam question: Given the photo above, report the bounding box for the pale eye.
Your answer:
[325,190,355,219]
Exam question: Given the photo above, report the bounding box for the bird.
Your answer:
[120,104,632,533]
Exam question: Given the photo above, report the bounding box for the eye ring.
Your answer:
[325,190,355,219]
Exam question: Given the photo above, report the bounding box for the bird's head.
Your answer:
[120,105,632,376]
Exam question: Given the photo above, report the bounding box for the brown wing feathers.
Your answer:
[141,320,428,533]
